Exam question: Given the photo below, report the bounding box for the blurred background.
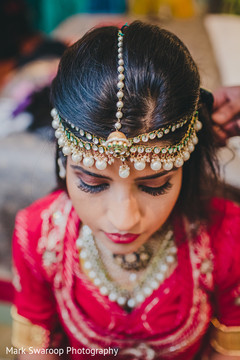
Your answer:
[0,0,240,358]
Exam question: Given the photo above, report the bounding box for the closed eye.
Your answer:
[77,179,109,194]
[138,181,173,196]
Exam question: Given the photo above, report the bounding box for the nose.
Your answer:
[107,193,141,233]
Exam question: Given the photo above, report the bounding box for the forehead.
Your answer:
[68,157,180,181]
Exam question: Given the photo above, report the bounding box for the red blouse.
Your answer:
[12,190,240,359]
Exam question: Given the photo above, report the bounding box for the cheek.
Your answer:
[146,171,182,227]
[66,169,87,219]
[66,169,105,225]
[165,170,182,210]
[168,171,182,205]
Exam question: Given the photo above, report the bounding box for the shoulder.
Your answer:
[16,189,66,221]
[14,190,68,235]
[208,197,240,241]
[208,198,240,285]
[13,190,72,272]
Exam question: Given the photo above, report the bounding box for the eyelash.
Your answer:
[77,179,173,196]
[138,181,173,196]
[77,180,109,194]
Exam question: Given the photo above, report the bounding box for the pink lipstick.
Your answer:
[104,233,140,244]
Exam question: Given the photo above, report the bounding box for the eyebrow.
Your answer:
[70,164,177,181]
[70,165,112,180]
[136,168,177,181]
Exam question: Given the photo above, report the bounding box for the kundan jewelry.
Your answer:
[113,244,152,271]
[51,26,202,178]
[76,225,177,310]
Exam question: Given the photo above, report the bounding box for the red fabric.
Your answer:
[209,198,240,326]
[0,279,14,303]
[12,191,240,359]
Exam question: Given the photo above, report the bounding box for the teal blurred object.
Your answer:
[25,0,126,34]
[26,0,88,33]
[90,0,126,13]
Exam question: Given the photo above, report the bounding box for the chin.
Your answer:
[104,237,147,255]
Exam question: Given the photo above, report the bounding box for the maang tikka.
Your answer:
[51,26,202,178]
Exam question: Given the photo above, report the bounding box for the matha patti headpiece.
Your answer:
[51,27,202,178]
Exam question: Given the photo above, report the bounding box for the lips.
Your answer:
[104,232,140,244]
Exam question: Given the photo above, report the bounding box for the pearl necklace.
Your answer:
[76,225,177,310]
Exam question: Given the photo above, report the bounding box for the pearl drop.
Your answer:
[174,157,184,168]
[94,278,101,286]
[117,91,124,99]
[83,157,94,168]
[58,137,65,147]
[119,166,130,178]
[150,280,159,289]
[82,225,92,236]
[80,250,87,259]
[143,287,153,296]
[195,120,202,131]
[117,101,123,108]
[127,299,136,308]
[170,246,177,254]
[118,66,124,73]
[89,270,96,279]
[115,122,122,130]
[72,153,82,163]
[150,160,162,171]
[159,264,168,272]
[62,145,71,156]
[166,255,175,264]
[118,53,123,59]
[55,129,62,138]
[136,294,144,303]
[188,143,195,152]
[95,159,107,170]
[134,161,146,171]
[52,119,59,129]
[156,273,164,281]
[125,253,137,263]
[118,59,124,66]
[129,273,137,282]
[117,81,124,89]
[163,161,173,171]
[182,151,190,161]
[116,111,123,119]
[76,238,83,248]
[51,108,58,117]
[84,261,92,269]
[100,286,108,295]
[117,297,127,305]
[192,136,198,145]
[109,293,117,302]
[118,73,125,81]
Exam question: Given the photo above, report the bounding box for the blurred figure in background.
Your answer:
[212,86,240,144]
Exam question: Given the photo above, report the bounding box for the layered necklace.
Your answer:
[76,225,177,311]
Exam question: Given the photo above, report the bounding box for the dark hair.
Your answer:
[51,20,218,223]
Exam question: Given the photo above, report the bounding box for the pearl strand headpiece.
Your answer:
[51,27,202,178]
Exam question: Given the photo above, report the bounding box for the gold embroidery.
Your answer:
[211,318,240,356]
[11,307,50,350]
[235,296,240,306]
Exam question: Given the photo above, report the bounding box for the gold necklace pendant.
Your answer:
[112,245,152,271]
